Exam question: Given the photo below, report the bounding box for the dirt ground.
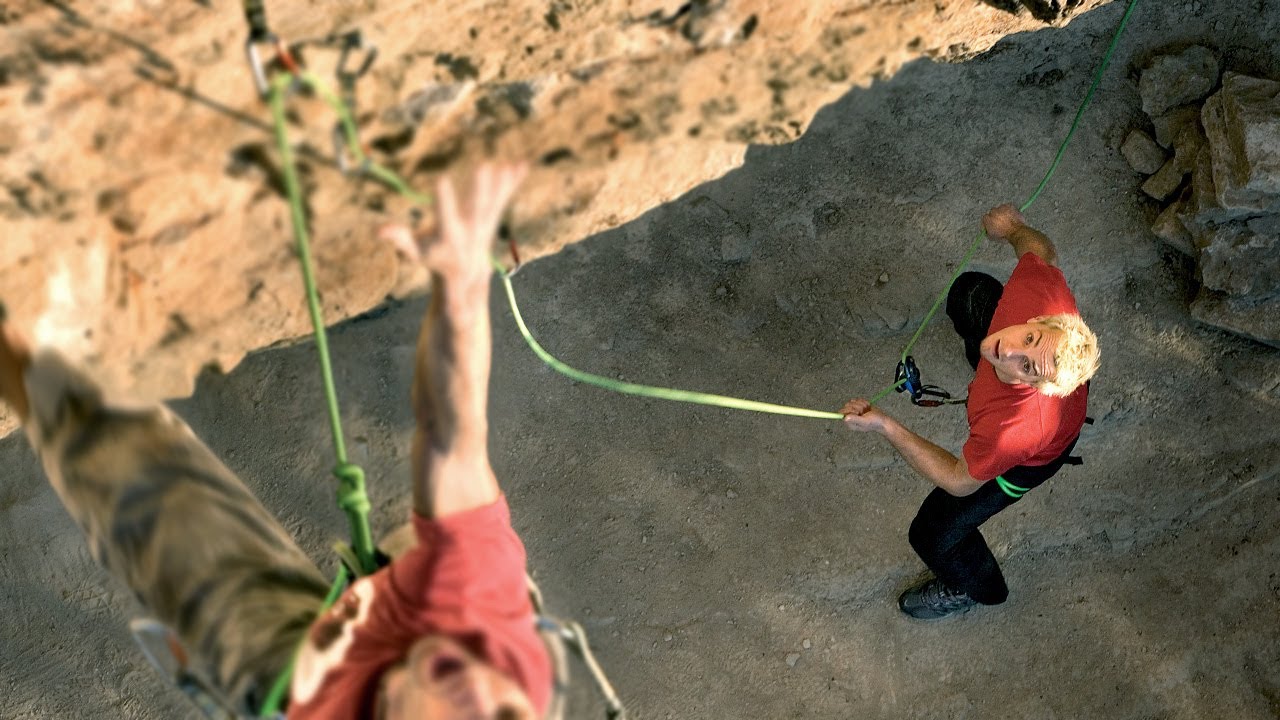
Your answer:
[3,2,1279,718]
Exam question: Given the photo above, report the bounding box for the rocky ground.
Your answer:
[2,1,1279,719]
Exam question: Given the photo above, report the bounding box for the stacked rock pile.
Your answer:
[1123,45,1280,347]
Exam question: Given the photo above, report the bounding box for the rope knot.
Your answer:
[332,462,372,514]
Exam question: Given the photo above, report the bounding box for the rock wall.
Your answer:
[1128,46,1280,347]
[1,0,1108,433]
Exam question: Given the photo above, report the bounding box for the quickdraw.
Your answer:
[130,619,239,720]
[331,30,378,175]
[529,577,628,720]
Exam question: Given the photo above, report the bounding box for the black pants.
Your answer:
[908,272,1077,605]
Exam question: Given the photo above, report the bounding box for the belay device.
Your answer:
[894,356,965,408]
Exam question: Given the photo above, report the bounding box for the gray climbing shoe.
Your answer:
[898,577,977,620]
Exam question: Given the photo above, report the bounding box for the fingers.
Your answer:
[981,214,999,239]
[435,173,461,242]
[378,223,422,261]
[470,162,528,237]
[382,163,528,272]
[839,398,870,416]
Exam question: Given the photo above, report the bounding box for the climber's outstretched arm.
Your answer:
[381,164,527,520]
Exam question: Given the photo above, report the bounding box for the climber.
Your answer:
[840,203,1099,620]
[0,163,552,718]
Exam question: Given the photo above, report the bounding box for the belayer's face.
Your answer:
[980,321,1062,386]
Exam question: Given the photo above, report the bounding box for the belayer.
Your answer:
[841,204,1100,620]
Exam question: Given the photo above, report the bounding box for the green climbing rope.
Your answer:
[874,0,1140,404]
[254,70,390,720]
[314,0,1136,420]
[294,0,1140,422]
[880,0,1141,392]
[243,3,1137,714]
[493,0,1141,414]
[257,565,351,716]
[267,72,378,576]
[494,262,845,420]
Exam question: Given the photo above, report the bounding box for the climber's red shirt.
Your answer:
[288,496,550,719]
[963,253,1089,481]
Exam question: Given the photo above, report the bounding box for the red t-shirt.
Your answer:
[287,497,551,719]
[962,253,1089,481]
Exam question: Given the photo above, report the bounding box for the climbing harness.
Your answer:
[993,415,1094,499]
[994,474,1031,499]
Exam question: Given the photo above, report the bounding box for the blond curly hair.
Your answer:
[1032,313,1099,397]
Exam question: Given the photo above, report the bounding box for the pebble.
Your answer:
[878,272,890,284]
[726,489,739,499]
[785,653,801,668]
[802,638,811,650]
[664,634,673,642]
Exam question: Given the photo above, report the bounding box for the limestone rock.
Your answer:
[1121,129,1167,174]
[1201,73,1280,214]
[1180,144,1238,232]
[1140,96,1208,202]
[1151,189,1194,255]
[1141,157,1188,202]
[0,0,1112,436]
[1189,214,1280,347]
[1152,104,1205,148]
[1198,215,1280,302]
[1170,112,1209,172]
[1139,45,1221,118]
[1191,291,1280,349]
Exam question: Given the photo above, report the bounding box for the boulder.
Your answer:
[1141,157,1188,201]
[1151,104,1206,148]
[1139,45,1221,118]
[1189,214,1280,346]
[1191,291,1280,349]
[1201,72,1280,214]
[1151,189,1194,255]
[1121,129,1167,174]
[1198,215,1280,302]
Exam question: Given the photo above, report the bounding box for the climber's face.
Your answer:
[980,320,1062,386]
[378,635,536,720]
